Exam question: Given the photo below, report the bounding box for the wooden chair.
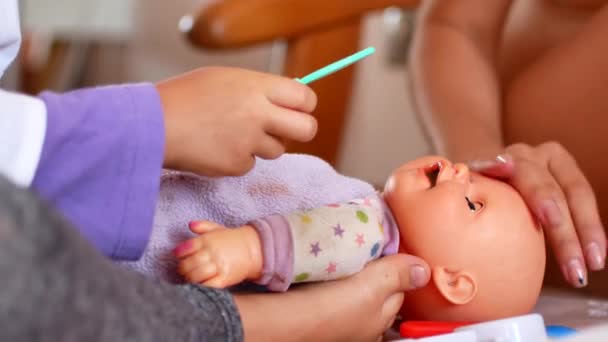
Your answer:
[183,0,420,166]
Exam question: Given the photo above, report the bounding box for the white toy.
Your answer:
[396,314,548,342]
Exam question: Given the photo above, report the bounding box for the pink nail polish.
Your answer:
[468,159,495,171]
[188,221,198,230]
[468,154,511,171]
[586,242,605,271]
[495,154,510,163]
[173,241,193,257]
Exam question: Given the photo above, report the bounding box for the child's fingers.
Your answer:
[184,263,219,284]
[265,78,317,113]
[265,107,318,143]
[254,135,286,160]
[177,250,212,274]
[189,221,224,234]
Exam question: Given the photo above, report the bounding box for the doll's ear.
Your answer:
[432,267,477,305]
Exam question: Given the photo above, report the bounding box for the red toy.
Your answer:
[400,321,476,338]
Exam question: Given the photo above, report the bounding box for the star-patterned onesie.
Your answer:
[249,193,399,291]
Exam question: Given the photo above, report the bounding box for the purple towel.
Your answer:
[121,154,376,282]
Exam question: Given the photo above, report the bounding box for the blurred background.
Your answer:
[4,0,432,187]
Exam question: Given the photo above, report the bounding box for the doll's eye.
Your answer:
[465,197,483,212]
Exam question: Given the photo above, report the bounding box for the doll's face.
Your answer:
[384,156,546,321]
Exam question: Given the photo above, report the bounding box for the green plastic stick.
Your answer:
[295,47,375,85]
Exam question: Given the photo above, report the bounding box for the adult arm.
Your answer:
[410,0,512,160]
[410,0,606,286]
[1,175,429,342]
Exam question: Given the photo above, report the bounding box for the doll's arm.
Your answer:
[175,215,301,290]
[250,195,400,291]
[174,215,295,290]
[175,195,399,291]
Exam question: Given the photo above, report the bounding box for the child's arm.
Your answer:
[13,67,316,262]
[31,84,165,261]
[175,195,400,291]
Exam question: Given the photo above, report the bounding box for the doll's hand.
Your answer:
[469,142,606,288]
[156,66,318,177]
[173,221,263,288]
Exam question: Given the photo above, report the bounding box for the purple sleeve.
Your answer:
[31,84,165,261]
[249,215,294,292]
[380,199,400,256]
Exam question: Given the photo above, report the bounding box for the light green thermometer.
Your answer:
[295,47,376,85]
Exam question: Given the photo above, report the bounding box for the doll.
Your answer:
[171,155,546,322]
[122,154,545,322]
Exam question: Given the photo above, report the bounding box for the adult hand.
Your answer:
[234,254,430,342]
[468,142,606,288]
[156,67,318,177]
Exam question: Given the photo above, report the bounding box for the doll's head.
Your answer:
[383,156,546,321]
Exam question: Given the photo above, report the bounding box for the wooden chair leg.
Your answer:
[19,37,73,95]
[283,19,362,166]
[19,36,94,94]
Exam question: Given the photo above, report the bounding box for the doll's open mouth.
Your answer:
[424,163,441,188]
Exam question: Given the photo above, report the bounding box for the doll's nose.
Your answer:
[453,163,470,183]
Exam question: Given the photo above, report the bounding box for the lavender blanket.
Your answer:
[122,154,376,282]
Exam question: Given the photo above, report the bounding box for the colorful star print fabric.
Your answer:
[250,194,399,291]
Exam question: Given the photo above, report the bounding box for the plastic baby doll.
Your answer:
[170,155,546,322]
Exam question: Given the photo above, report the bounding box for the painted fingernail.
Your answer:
[173,240,193,257]
[567,259,587,287]
[468,159,495,170]
[410,265,428,288]
[468,154,511,170]
[188,221,199,230]
[538,199,563,227]
[495,154,511,163]
[586,242,605,271]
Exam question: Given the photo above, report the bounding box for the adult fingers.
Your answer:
[541,142,607,271]
[362,254,430,295]
[509,159,587,287]
[381,293,404,326]
[467,154,515,179]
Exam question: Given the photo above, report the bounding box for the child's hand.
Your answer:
[156,67,318,177]
[173,221,263,288]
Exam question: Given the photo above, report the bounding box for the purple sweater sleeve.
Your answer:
[31,84,165,261]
